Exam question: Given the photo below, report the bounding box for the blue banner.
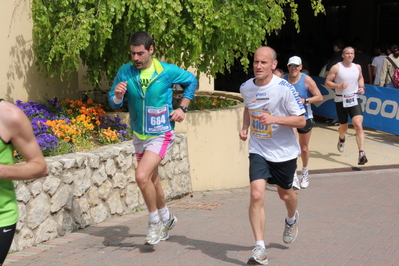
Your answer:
[312,76,399,135]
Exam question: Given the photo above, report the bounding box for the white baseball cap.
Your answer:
[287,56,302,66]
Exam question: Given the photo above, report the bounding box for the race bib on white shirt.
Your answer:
[145,105,171,134]
[249,109,272,138]
[343,93,358,108]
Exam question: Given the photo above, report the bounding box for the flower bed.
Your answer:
[15,98,132,159]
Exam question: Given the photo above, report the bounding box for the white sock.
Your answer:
[158,206,170,222]
[286,214,296,225]
[302,167,308,174]
[149,210,160,223]
[256,241,266,249]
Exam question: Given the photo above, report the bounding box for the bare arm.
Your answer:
[357,65,366,95]
[239,107,250,141]
[324,64,347,89]
[170,97,191,123]
[304,76,323,104]
[0,101,47,180]
[257,113,306,128]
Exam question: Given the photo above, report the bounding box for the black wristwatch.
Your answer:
[305,98,309,104]
[179,106,188,113]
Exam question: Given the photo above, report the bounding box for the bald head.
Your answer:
[255,46,277,61]
[342,46,355,54]
[253,46,278,86]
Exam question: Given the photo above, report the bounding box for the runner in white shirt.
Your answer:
[324,46,368,165]
[239,46,305,265]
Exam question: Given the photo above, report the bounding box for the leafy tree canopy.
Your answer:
[32,0,325,88]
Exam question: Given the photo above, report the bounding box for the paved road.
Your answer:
[5,168,399,266]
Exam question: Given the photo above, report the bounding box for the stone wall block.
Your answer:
[158,166,166,180]
[160,180,172,198]
[30,181,43,197]
[56,211,76,236]
[105,158,116,176]
[50,185,73,213]
[107,191,124,215]
[16,203,26,231]
[180,141,188,160]
[92,165,107,186]
[87,187,100,206]
[26,193,50,230]
[73,155,87,168]
[35,219,58,244]
[89,202,109,224]
[43,176,61,196]
[98,180,112,200]
[82,153,100,169]
[163,162,172,179]
[15,185,30,203]
[12,226,34,252]
[171,143,179,160]
[119,142,135,155]
[121,153,133,172]
[59,158,76,169]
[92,151,112,162]
[112,172,127,189]
[115,153,126,169]
[46,159,64,176]
[72,198,91,227]
[62,171,74,184]
[126,167,135,183]
[73,168,91,197]
[125,184,142,211]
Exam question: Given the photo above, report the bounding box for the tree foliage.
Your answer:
[32,0,325,88]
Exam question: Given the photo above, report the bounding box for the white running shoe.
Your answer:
[300,169,309,189]
[283,210,299,244]
[160,214,177,241]
[292,173,301,190]
[337,139,345,153]
[145,220,163,245]
[247,245,268,265]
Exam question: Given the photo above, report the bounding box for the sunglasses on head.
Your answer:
[288,64,300,68]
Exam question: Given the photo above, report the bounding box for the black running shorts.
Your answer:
[335,101,363,124]
[249,153,297,190]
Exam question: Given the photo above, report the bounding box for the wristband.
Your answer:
[179,106,188,113]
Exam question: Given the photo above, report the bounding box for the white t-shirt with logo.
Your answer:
[240,76,305,162]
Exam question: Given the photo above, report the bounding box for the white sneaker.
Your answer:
[300,169,309,189]
[337,139,345,153]
[247,245,268,265]
[292,173,300,190]
[145,220,163,245]
[160,214,177,241]
[283,210,299,244]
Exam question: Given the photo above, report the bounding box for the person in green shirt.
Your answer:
[0,99,47,265]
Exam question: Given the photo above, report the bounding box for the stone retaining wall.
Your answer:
[11,133,191,252]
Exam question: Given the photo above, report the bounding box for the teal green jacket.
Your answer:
[108,58,198,136]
